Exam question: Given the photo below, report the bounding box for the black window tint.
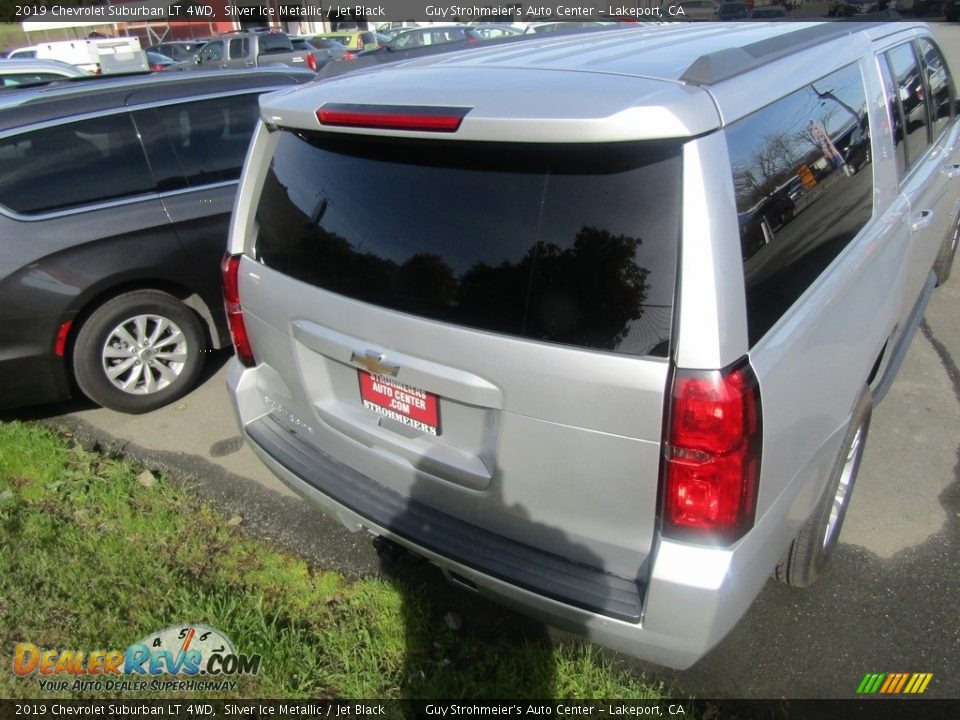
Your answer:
[886,42,930,170]
[726,63,874,346]
[0,113,154,215]
[151,94,261,186]
[878,53,907,179]
[917,37,955,141]
[256,134,682,357]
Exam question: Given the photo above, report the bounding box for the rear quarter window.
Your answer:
[725,62,874,345]
[255,134,682,357]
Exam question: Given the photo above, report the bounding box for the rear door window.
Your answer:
[256,134,682,357]
[0,113,155,215]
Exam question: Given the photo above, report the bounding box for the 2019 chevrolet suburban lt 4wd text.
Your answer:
[225,22,959,668]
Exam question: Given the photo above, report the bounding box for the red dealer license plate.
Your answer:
[358,371,440,436]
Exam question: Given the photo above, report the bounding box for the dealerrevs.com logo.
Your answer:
[12,625,261,693]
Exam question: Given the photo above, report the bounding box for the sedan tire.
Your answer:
[73,290,206,413]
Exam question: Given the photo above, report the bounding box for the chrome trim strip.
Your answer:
[0,182,239,222]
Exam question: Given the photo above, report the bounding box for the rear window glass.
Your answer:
[256,133,681,357]
[258,34,294,54]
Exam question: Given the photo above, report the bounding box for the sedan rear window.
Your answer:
[255,132,681,356]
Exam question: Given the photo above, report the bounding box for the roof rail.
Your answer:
[680,21,888,87]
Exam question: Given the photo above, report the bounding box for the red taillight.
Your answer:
[662,360,761,544]
[317,103,470,133]
[221,253,255,367]
[343,51,356,60]
[306,52,317,72]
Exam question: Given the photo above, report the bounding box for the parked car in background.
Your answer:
[6,47,38,59]
[376,21,420,33]
[376,24,481,49]
[749,4,789,16]
[146,40,208,62]
[309,30,380,51]
[893,0,945,14]
[0,59,90,90]
[293,36,356,65]
[0,68,315,414]
[171,30,318,72]
[830,0,879,15]
[145,50,175,71]
[524,21,619,33]
[472,24,524,39]
[226,20,958,670]
[719,2,751,19]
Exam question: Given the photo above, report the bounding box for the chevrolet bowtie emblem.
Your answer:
[350,350,400,377]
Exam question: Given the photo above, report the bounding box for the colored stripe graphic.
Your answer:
[856,673,885,694]
[857,673,932,694]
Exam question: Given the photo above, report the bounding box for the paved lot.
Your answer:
[6,19,959,700]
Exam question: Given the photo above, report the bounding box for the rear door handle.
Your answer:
[944,163,960,179]
[912,209,934,232]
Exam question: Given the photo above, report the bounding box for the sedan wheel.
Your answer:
[101,314,189,395]
[73,290,206,413]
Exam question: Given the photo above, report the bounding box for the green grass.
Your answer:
[0,421,664,700]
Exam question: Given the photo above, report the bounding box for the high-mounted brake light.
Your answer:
[316,103,470,133]
[221,253,255,367]
[662,360,762,545]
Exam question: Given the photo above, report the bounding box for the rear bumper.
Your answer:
[0,317,72,412]
[228,359,782,669]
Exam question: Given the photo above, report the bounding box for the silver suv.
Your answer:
[225,22,959,667]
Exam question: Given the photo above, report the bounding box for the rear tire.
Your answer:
[776,388,872,587]
[73,290,206,414]
[933,213,958,287]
